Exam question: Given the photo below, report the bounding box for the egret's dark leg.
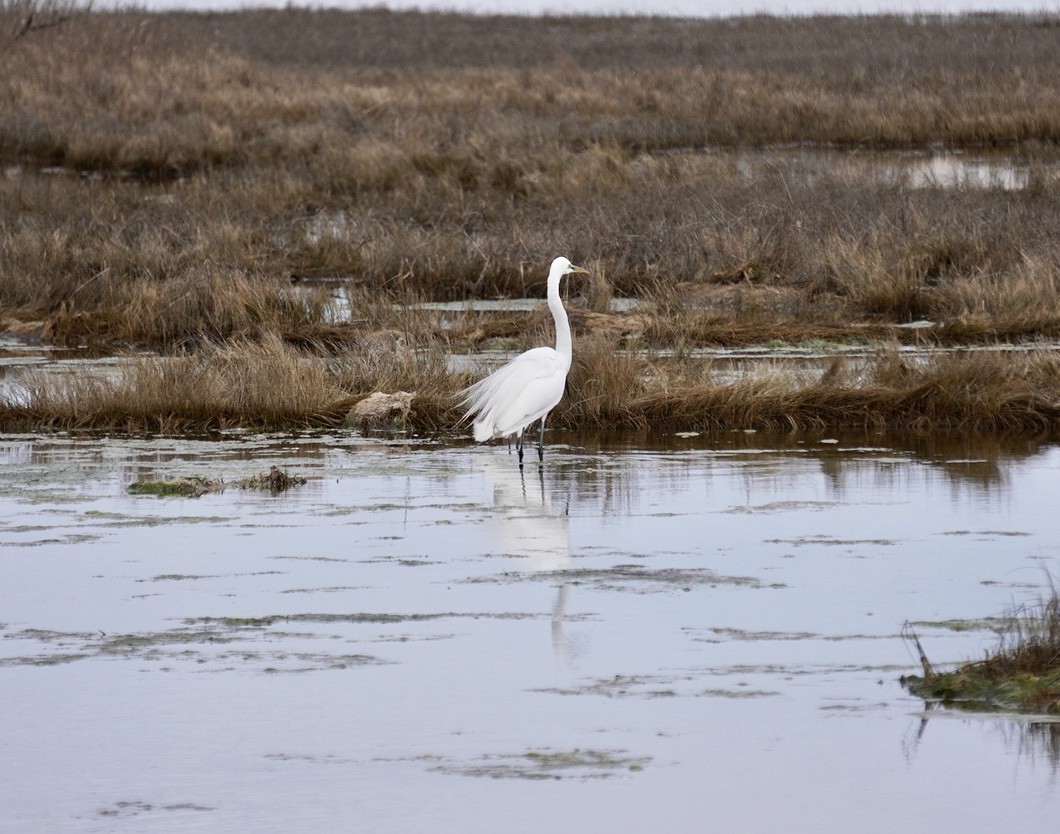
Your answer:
[537,416,547,463]
[516,429,525,467]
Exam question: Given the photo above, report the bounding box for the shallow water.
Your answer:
[729,146,1055,191]
[1,430,1058,832]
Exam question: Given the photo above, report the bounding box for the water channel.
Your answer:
[1,429,1058,832]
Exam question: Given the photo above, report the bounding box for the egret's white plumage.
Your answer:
[461,256,589,465]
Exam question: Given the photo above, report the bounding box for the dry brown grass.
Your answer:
[4,9,1060,434]
[4,11,1060,322]
[5,335,1059,435]
[2,331,468,433]
[7,9,1060,165]
[9,336,355,432]
[560,344,1060,433]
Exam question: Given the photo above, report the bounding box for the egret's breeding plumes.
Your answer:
[461,256,589,466]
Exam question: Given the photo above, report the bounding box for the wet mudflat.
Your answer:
[1,431,1058,832]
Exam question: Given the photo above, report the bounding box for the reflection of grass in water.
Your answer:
[941,529,1032,537]
[82,514,235,527]
[2,532,101,546]
[470,566,781,593]
[728,500,838,514]
[1,626,241,666]
[189,611,543,629]
[537,673,779,700]
[541,674,680,699]
[908,617,1013,633]
[2,624,385,671]
[701,627,898,642]
[97,800,213,819]
[1,653,91,667]
[429,748,650,780]
[264,752,357,765]
[137,571,285,583]
[262,654,386,673]
[709,627,822,641]
[2,609,555,670]
[992,720,1060,770]
[98,630,244,654]
[766,535,897,547]
[701,688,780,699]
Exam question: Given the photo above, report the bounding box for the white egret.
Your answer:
[461,256,589,466]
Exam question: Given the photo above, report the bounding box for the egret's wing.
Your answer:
[461,347,567,439]
[460,347,555,415]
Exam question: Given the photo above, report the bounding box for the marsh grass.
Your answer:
[4,10,1060,432]
[11,336,356,432]
[904,581,1060,714]
[5,335,1060,435]
[3,11,1060,304]
[7,9,1060,169]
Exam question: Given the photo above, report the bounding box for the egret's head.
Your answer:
[551,256,590,278]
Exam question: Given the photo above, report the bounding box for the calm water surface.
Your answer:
[1,430,1058,832]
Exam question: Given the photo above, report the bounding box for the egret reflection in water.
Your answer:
[476,455,574,661]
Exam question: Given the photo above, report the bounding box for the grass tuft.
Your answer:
[903,579,1060,714]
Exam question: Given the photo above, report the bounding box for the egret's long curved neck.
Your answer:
[547,270,572,366]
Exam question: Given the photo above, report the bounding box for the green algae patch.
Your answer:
[903,667,1060,714]
[127,477,222,497]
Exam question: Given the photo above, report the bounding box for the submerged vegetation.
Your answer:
[2,6,1060,433]
[904,583,1060,714]
[126,467,307,496]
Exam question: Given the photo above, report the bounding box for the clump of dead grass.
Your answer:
[934,256,1060,339]
[2,333,469,434]
[11,336,355,432]
[576,347,1060,433]
[557,334,648,429]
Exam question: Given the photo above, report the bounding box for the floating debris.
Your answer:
[236,466,307,494]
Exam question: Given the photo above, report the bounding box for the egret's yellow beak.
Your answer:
[568,265,590,275]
